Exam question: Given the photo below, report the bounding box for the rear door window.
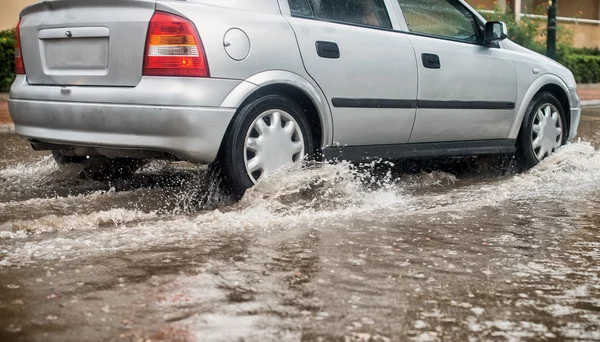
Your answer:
[289,0,313,16]
[397,0,481,44]
[289,0,393,29]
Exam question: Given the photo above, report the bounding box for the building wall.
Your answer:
[558,0,599,20]
[467,0,600,49]
[469,0,497,9]
[565,22,600,48]
[469,0,599,19]
[0,0,38,31]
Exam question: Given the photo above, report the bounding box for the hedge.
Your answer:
[561,54,600,84]
[568,47,600,56]
[0,28,16,92]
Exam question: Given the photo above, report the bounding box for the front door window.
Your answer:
[397,0,481,44]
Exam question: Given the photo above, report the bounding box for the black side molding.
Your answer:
[332,98,417,109]
[418,100,516,110]
[323,139,517,162]
[331,98,516,110]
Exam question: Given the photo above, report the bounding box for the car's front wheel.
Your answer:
[517,92,567,170]
[217,94,314,198]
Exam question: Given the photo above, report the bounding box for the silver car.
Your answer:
[9,0,581,197]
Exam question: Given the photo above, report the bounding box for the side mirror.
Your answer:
[484,21,508,44]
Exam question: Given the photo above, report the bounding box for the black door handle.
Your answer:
[422,53,441,69]
[316,41,340,59]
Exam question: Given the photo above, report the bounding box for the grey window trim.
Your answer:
[459,0,489,26]
[289,14,399,32]
[401,31,485,47]
[382,0,407,31]
[386,0,410,31]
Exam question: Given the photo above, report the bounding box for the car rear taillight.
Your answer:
[15,20,25,75]
[143,11,209,77]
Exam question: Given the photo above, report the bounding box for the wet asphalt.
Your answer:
[1,110,600,342]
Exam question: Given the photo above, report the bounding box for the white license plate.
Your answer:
[44,37,109,72]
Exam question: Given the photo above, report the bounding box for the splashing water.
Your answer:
[0,142,599,265]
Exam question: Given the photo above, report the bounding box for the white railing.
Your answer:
[478,9,600,25]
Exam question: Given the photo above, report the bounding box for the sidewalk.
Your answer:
[577,84,600,107]
[0,94,14,133]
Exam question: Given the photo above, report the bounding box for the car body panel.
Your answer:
[221,70,334,148]
[8,0,581,166]
[499,40,580,139]
[158,1,306,82]
[9,97,235,163]
[508,72,578,140]
[19,0,156,87]
[157,0,282,15]
[10,75,243,108]
[406,35,518,143]
[285,16,419,146]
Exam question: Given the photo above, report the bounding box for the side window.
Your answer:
[290,0,393,29]
[397,0,481,44]
[289,0,313,17]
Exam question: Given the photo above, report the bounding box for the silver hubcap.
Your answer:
[531,104,563,161]
[244,109,305,183]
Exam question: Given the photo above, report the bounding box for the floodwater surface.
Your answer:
[1,110,600,341]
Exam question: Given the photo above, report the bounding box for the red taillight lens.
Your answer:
[143,12,209,77]
[15,20,25,75]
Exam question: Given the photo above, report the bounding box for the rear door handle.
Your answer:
[422,53,441,69]
[316,41,340,59]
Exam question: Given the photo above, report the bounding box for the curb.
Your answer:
[577,83,600,89]
[0,124,15,133]
[581,100,600,108]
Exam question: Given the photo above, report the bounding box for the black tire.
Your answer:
[52,150,87,165]
[216,94,314,199]
[516,92,567,171]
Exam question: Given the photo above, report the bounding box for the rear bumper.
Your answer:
[8,75,253,163]
[8,99,235,163]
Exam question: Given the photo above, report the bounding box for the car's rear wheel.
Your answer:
[517,92,567,170]
[216,94,314,199]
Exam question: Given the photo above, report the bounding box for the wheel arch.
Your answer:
[220,71,333,155]
[509,74,571,139]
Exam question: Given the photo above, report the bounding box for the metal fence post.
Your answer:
[547,0,557,60]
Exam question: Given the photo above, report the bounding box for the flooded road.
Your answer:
[1,110,600,342]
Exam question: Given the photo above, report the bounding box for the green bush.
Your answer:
[561,54,600,84]
[0,28,16,92]
[0,28,15,40]
[567,47,600,56]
